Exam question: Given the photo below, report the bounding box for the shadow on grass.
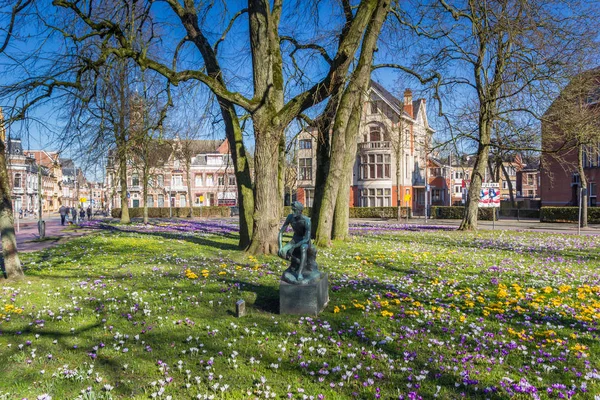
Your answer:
[99,223,240,252]
[220,277,280,314]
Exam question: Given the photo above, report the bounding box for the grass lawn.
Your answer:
[1,219,600,399]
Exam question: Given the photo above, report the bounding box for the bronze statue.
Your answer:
[278,201,321,284]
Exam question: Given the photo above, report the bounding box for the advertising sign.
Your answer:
[478,183,501,208]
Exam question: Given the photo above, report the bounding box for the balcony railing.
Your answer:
[358,141,391,151]
[164,185,188,193]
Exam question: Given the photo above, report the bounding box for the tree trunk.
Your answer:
[0,140,22,279]
[142,169,149,224]
[247,123,283,254]
[500,162,516,207]
[185,159,193,218]
[314,0,389,244]
[578,144,588,227]
[278,134,286,209]
[459,120,492,230]
[332,98,365,240]
[117,139,130,223]
[221,106,253,249]
[311,124,332,239]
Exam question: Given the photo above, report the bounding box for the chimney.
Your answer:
[403,89,413,118]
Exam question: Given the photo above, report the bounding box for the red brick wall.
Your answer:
[350,186,358,207]
[297,187,306,205]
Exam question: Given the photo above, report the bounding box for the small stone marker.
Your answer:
[235,300,246,318]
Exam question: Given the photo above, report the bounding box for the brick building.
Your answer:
[296,81,441,214]
[105,137,237,209]
[541,70,600,206]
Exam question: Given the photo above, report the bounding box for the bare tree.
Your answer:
[310,0,390,245]
[0,108,22,278]
[0,0,35,279]
[386,0,599,230]
[52,0,380,254]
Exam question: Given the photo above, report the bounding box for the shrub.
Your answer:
[540,207,600,223]
[280,206,411,219]
[499,209,540,219]
[110,206,231,219]
[431,206,495,221]
[349,207,411,219]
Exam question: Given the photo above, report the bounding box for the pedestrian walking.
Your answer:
[86,206,92,221]
[59,205,67,226]
[71,207,77,224]
[79,208,85,222]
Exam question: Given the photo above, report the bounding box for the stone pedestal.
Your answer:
[279,273,329,316]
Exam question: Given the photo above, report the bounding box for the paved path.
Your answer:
[352,217,600,235]
[9,216,95,253]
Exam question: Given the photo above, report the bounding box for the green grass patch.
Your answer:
[1,222,600,399]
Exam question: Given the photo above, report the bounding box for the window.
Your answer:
[180,194,186,207]
[527,174,534,186]
[196,194,203,204]
[172,175,183,186]
[305,189,314,207]
[174,160,180,169]
[299,139,312,149]
[454,185,461,194]
[13,173,21,188]
[157,175,164,187]
[158,194,164,207]
[299,158,312,181]
[432,189,443,202]
[369,126,381,142]
[195,175,203,187]
[206,174,214,186]
[360,188,391,207]
[147,195,154,207]
[370,101,378,114]
[218,175,225,186]
[360,154,391,179]
[228,176,236,186]
[132,173,139,187]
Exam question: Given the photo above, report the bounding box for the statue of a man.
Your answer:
[278,201,321,284]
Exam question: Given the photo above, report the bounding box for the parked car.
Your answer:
[230,206,239,217]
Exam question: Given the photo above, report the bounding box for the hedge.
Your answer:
[431,206,495,221]
[111,206,231,219]
[540,207,600,223]
[499,209,540,219]
[349,207,411,219]
[282,206,411,219]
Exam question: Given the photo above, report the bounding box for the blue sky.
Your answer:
[1,0,598,180]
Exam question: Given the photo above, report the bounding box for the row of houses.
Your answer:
[5,136,106,216]
[104,139,238,209]
[295,81,541,214]
[102,80,543,214]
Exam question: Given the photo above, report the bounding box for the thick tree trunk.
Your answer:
[578,144,588,227]
[311,124,332,239]
[278,134,286,209]
[0,142,22,279]
[247,123,283,254]
[459,122,491,230]
[332,99,364,240]
[118,140,130,223]
[221,106,253,249]
[314,0,389,244]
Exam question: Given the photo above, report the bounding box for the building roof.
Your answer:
[7,137,23,156]
[370,80,420,119]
